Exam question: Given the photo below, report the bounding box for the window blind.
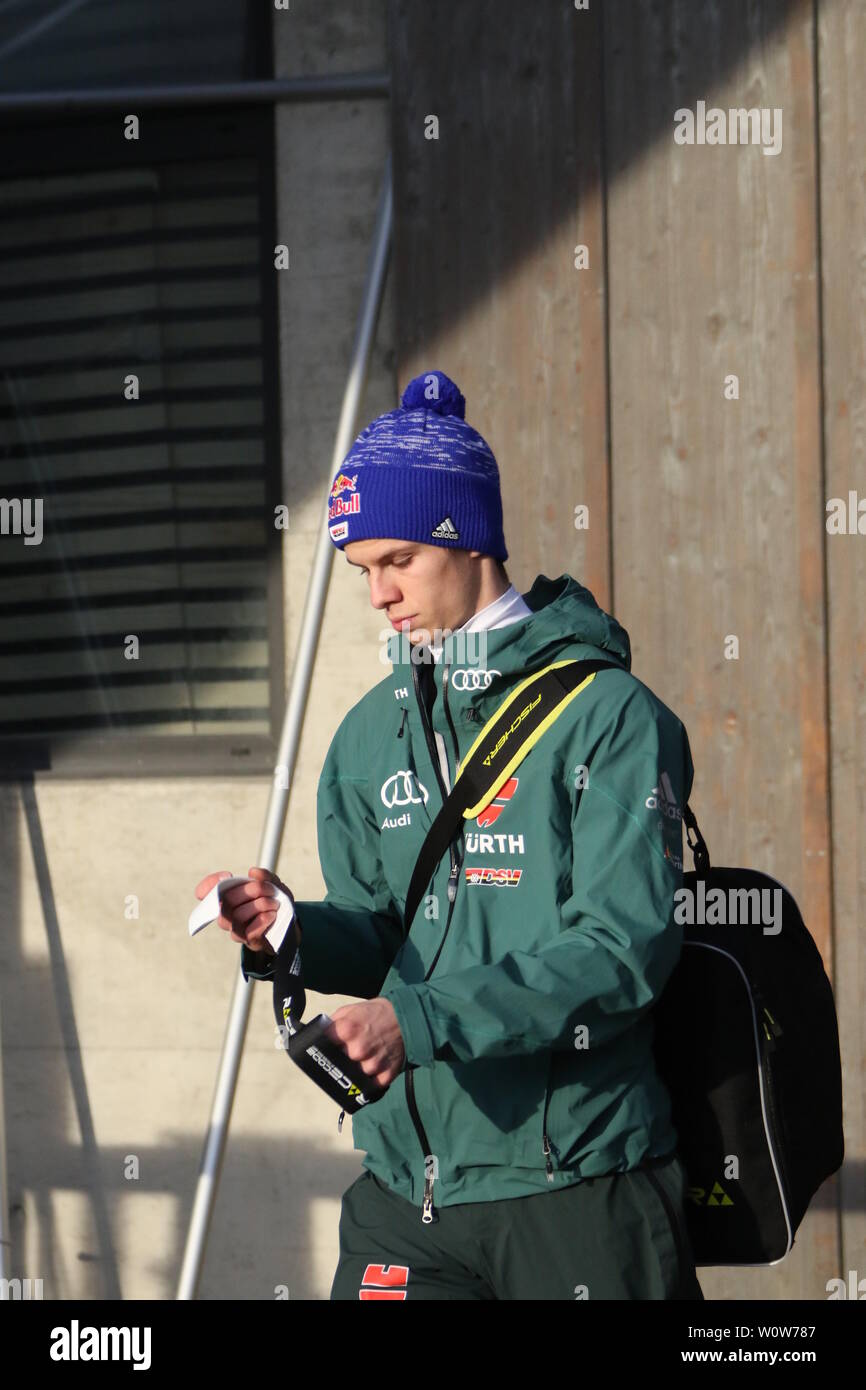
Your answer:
[0,109,283,774]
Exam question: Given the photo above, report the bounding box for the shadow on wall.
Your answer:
[2,781,364,1300]
[384,0,810,399]
[0,777,856,1300]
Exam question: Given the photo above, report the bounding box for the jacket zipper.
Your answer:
[425,656,464,976]
[404,649,464,1224]
[443,654,558,1186]
[412,655,458,882]
[441,656,462,778]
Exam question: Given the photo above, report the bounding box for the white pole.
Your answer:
[0,988,9,1287]
[176,153,393,1300]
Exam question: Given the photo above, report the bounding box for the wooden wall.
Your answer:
[387,0,863,1301]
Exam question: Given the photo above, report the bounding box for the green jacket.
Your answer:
[243,574,694,1214]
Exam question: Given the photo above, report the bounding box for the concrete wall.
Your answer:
[1,0,396,1301]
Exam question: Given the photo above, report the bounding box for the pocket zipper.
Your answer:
[406,1066,438,1224]
[541,1056,555,1182]
[644,1161,690,1280]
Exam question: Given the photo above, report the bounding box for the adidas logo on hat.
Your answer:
[431,516,459,540]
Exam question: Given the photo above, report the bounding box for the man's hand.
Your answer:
[193,866,299,955]
[324,999,405,1089]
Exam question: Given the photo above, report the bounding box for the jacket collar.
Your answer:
[387,573,631,688]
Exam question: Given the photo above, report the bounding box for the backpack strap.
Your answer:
[402,658,622,933]
[683,802,711,874]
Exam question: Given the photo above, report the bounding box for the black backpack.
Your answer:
[653,808,844,1266]
[404,657,845,1267]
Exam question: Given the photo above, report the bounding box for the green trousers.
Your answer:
[330,1151,704,1301]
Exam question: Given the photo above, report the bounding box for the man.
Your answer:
[197,369,703,1301]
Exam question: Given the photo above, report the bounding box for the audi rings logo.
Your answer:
[450,667,501,692]
[381,771,429,809]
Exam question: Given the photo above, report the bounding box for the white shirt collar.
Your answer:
[458,583,532,634]
[429,584,533,660]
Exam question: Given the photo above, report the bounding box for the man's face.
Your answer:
[344,538,480,644]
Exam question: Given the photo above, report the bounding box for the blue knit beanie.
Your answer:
[327,369,508,561]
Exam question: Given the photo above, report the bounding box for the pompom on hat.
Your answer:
[326,369,507,561]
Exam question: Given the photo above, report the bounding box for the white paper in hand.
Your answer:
[188,875,295,953]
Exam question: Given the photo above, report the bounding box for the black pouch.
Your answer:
[271,924,386,1114]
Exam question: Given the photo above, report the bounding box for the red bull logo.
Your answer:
[330,472,358,498]
[329,494,360,520]
[329,471,361,521]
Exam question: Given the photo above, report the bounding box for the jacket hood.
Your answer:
[385,573,631,677]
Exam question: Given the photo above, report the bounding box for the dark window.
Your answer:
[0,0,267,92]
[0,9,283,777]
